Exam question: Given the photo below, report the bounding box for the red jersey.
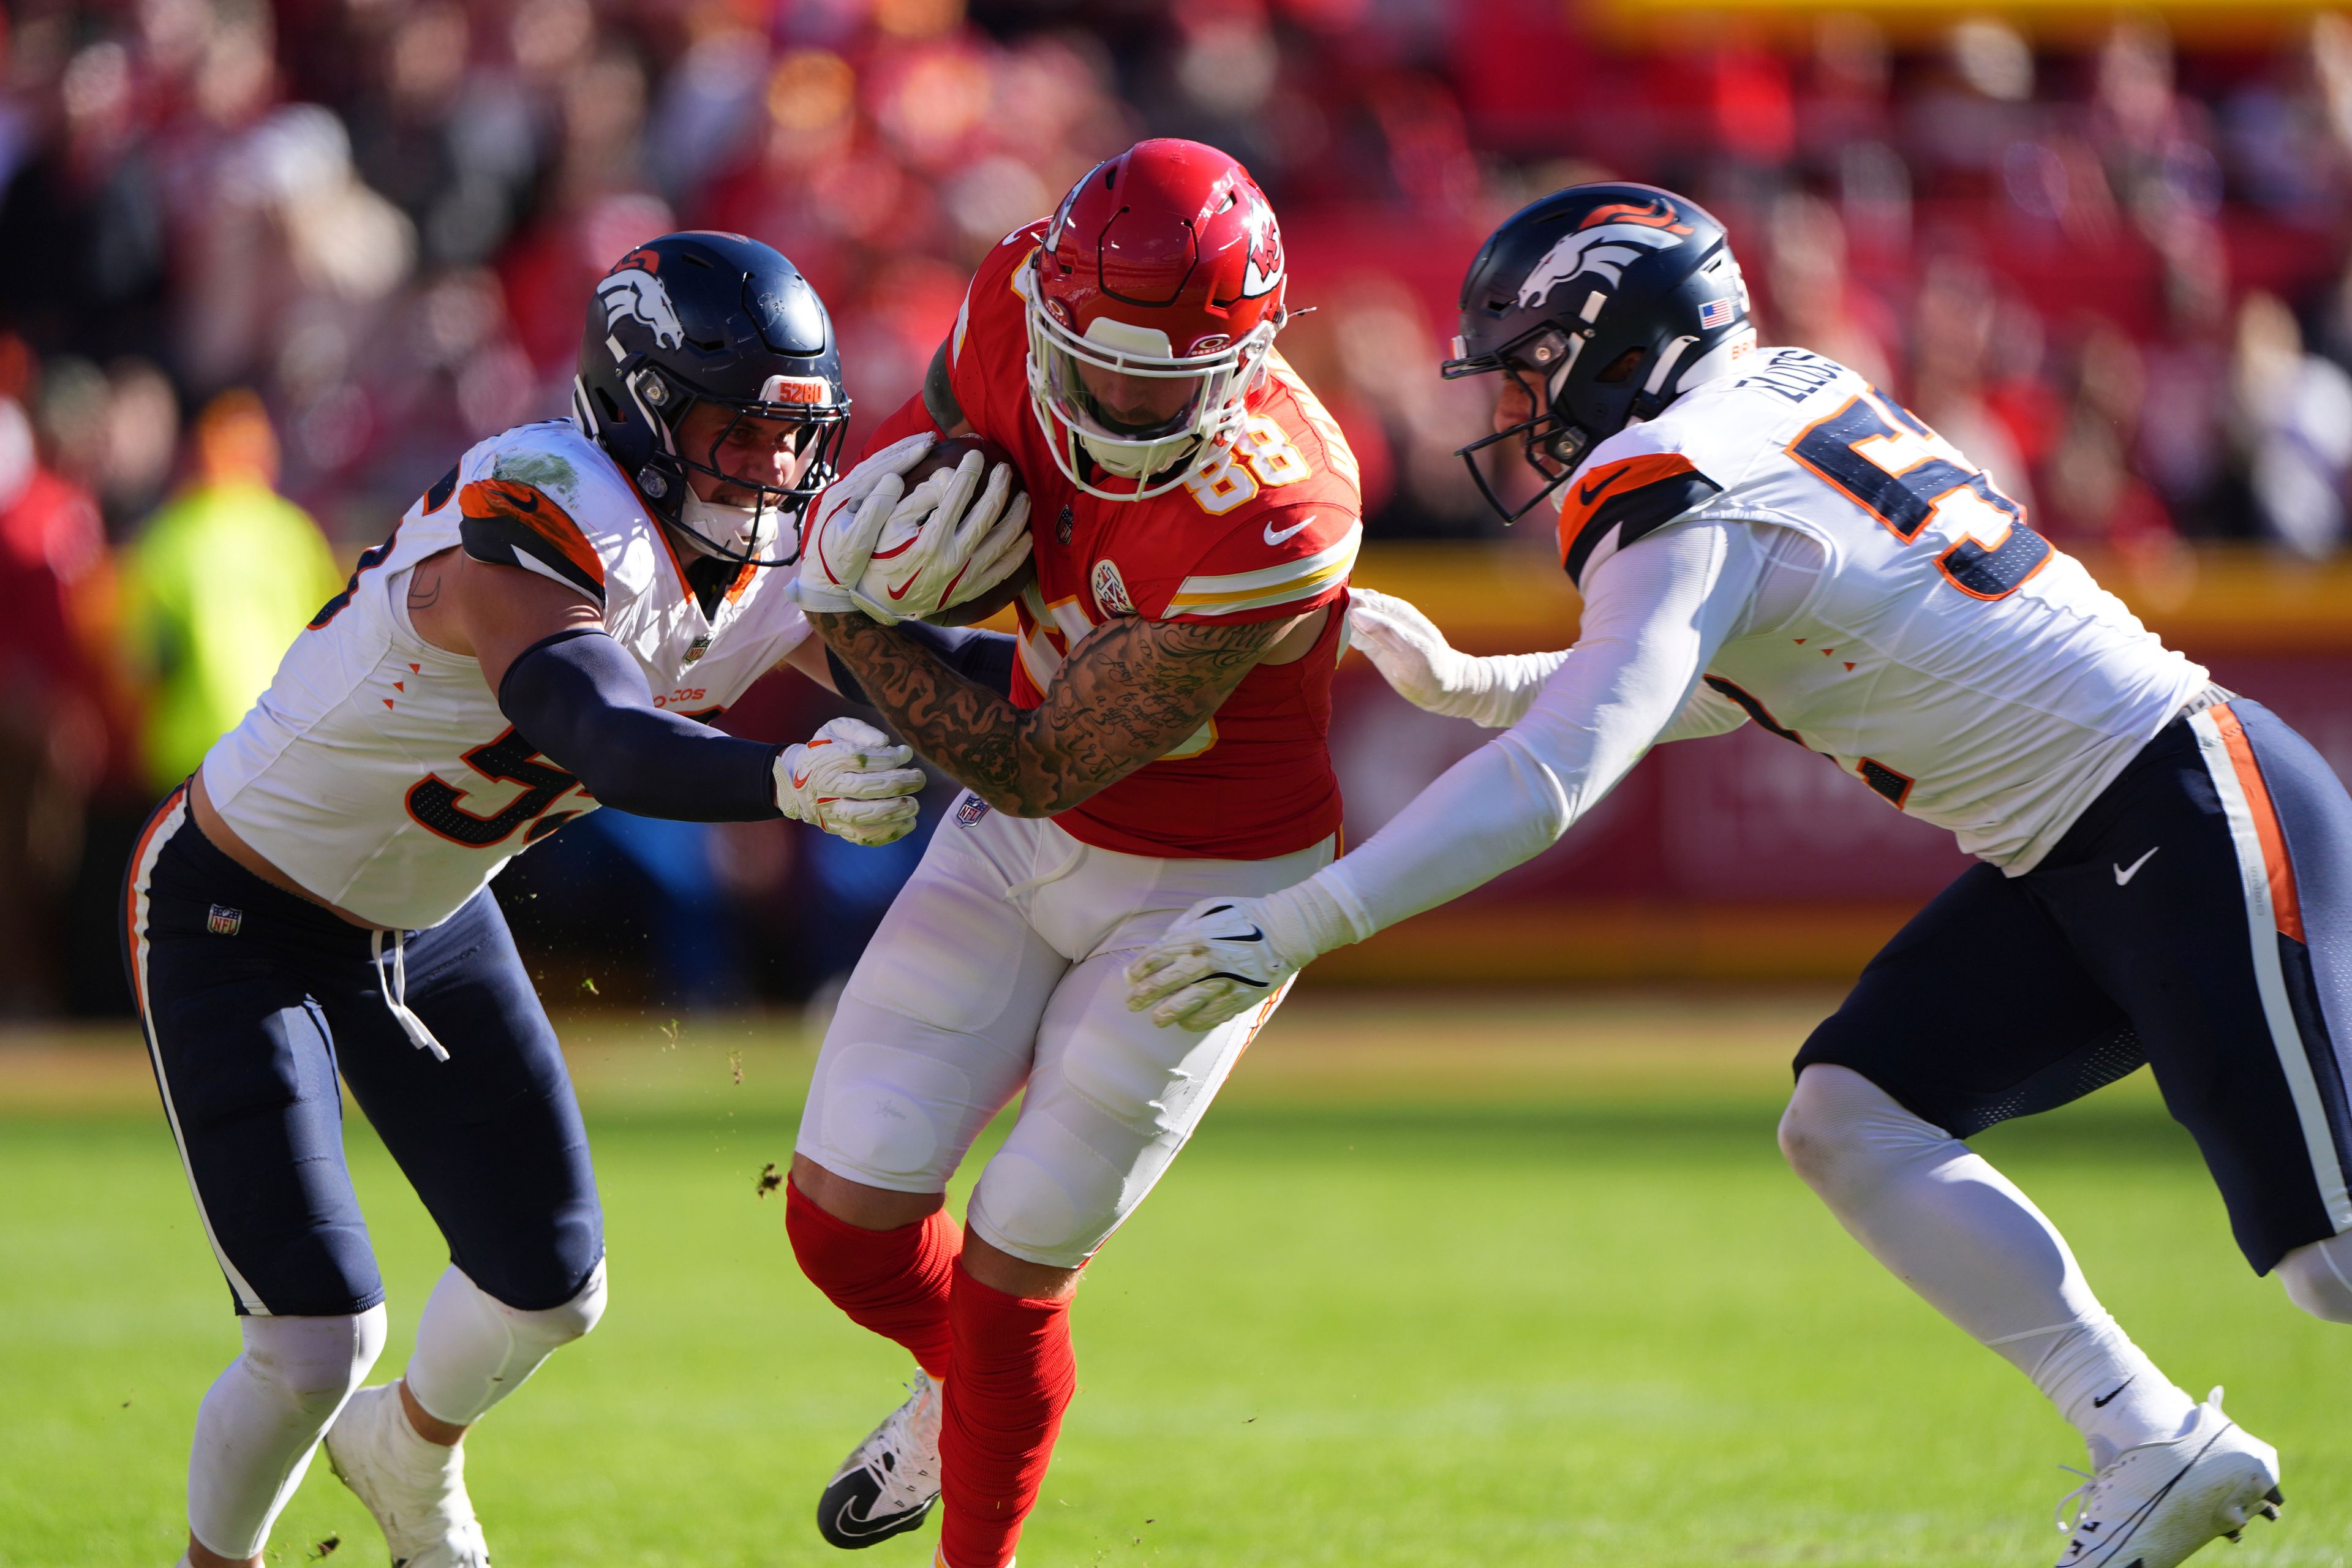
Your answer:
[880,221,1363,859]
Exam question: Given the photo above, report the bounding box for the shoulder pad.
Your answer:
[1557,428,1723,588]
[459,477,607,603]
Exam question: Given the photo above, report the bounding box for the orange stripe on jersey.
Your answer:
[461,480,606,590]
[2214,703,2305,942]
[1556,452,1703,568]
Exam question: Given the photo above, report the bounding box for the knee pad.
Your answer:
[519,1259,608,1343]
[803,1036,973,1188]
[238,1304,387,1415]
[404,1259,606,1427]
[967,1128,1125,1270]
[2278,1233,2352,1324]
[1779,1064,1957,1199]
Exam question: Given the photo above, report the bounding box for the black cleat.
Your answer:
[816,1370,943,1550]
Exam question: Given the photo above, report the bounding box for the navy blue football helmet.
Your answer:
[1444,183,1753,524]
[572,231,850,567]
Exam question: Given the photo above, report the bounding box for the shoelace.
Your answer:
[2051,1412,2217,1543]
[372,928,451,1061]
[2054,1464,2100,1537]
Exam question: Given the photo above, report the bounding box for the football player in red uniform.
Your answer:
[784,140,1362,1567]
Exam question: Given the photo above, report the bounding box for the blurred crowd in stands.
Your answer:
[5,0,2352,1015]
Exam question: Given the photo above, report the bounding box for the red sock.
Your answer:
[785,1181,960,1379]
[937,1265,1076,1568]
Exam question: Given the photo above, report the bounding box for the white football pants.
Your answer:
[796,795,1330,1268]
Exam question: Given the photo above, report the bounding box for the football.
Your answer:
[902,432,1035,625]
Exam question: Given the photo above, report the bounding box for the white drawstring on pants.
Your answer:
[1001,840,1085,902]
[370,928,450,1061]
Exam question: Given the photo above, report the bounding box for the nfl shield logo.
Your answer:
[955,795,991,827]
[207,905,244,937]
[1055,504,1074,545]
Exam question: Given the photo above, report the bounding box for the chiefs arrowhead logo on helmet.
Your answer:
[1237,191,1284,301]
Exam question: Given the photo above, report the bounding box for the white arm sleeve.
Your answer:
[1306,520,1767,945]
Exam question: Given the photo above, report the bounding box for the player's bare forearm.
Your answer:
[809,609,1282,816]
[922,338,972,437]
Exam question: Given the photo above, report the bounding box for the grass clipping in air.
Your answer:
[1,995,2343,1566]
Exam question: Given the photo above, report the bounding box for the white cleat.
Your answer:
[2055,1387,2283,1568]
[324,1384,491,1568]
[818,1370,944,1549]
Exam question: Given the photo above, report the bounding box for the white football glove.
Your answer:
[1123,889,1325,1031]
[795,432,938,619]
[1348,586,1568,730]
[774,717,927,846]
[855,447,1033,625]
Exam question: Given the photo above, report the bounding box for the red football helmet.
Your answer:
[1025,139,1289,500]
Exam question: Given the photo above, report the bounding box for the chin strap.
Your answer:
[371,927,450,1061]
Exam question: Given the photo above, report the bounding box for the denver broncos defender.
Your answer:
[1130,182,2352,1568]
[782,140,1360,1568]
[125,231,1025,1568]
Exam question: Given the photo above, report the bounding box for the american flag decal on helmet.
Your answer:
[1699,298,1737,330]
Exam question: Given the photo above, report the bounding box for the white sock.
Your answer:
[1781,1066,2196,1468]
[187,1307,387,1558]
[402,1261,607,1430]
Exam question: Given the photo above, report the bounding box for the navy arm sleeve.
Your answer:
[498,629,783,821]
[826,624,1016,706]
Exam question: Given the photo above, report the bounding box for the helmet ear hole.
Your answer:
[594,387,624,424]
[1595,348,1646,384]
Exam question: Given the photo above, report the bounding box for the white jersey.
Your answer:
[1559,347,2207,870]
[200,419,811,930]
[1306,350,2216,952]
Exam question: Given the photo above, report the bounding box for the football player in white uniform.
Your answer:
[1129,183,2352,1568]
[124,231,1026,1568]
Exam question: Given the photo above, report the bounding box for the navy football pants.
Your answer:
[1800,699,2352,1273]
[122,786,602,1316]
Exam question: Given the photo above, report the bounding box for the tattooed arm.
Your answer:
[809,609,1291,816]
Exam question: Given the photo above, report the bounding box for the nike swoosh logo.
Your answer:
[2093,1378,2134,1408]
[829,1493,925,1540]
[886,576,917,599]
[1264,517,1313,546]
[1577,467,1629,507]
[1221,925,1265,943]
[2114,846,2160,886]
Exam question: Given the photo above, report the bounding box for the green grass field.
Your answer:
[6,993,2348,1568]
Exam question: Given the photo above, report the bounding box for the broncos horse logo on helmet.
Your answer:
[1513,223,1692,311]
[595,270,687,354]
[571,231,850,568]
[1445,183,1755,525]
